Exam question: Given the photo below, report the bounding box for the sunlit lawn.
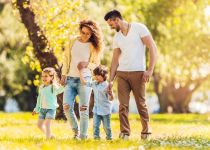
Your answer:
[0,112,210,150]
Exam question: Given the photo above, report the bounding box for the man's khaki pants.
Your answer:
[116,71,151,136]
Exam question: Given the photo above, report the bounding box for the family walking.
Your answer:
[32,10,158,140]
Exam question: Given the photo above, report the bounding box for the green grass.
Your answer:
[0,112,210,150]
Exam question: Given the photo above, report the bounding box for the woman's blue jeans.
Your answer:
[63,76,92,139]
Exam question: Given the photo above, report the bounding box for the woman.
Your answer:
[60,20,103,139]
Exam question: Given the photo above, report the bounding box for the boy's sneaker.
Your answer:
[79,135,88,140]
[106,137,112,140]
[94,137,101,140]
[119,133,129,140]
[72,130,80,140]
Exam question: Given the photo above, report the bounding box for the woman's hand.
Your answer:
[60,75,66,86]
[77,61,89,70]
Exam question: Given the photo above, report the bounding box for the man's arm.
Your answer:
[141,35,158,82]
[108,48,121,89]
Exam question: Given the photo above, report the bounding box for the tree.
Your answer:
[14,0,82,119]
[0,3,37,111]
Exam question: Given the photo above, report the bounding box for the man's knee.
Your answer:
[119,104,129,112]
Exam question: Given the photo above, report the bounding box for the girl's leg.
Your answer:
[78,77,92,139]
[37,119,46,134]
[63,78,79,135]
[45,109,56,139]
[45,119,52,139]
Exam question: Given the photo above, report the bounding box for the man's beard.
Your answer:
[116,26,120,32]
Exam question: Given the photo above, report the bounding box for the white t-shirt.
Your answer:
[68,40,91,77]
[113,23,150,71]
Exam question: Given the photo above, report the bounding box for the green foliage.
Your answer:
[3,0,210,111]
[30,0,83,65]
[0,4,34,108]
[117,0,210,87]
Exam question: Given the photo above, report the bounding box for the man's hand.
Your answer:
[107,81,113,92]
[143,70,153,82]
[60,75,66,86]
[32,111,37,116]
[108,90,114,101]
[77,61,89,70]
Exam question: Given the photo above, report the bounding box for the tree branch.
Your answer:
[16,0,58,70]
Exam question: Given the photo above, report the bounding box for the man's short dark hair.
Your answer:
[104,10,122,21]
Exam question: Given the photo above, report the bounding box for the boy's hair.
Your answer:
[93,65,108,81]
[104,10,122,21]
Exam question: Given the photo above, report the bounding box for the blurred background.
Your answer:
[0,0,209,115]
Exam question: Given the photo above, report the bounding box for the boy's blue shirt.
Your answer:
[86,81,112,115]
[34,84,64,113]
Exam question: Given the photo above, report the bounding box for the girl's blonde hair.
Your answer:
[42,67,60,93]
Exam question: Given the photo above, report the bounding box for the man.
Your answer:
[104,10,158,140]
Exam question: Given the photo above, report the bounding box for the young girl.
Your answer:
[32,67,64,139]
[78,65,114,140]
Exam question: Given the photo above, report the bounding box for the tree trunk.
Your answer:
[158,85,193,113]
[16,0,94,119]
[16,0,65,119]
[16,0,58,69]
[154,74,208,113]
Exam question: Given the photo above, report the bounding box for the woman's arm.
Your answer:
[62,41,71,76]
[61,41,70,85]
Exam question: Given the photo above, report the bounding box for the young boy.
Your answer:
[78,65,114,140]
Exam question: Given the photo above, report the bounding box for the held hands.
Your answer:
[32,111,37,116]
[60,75,66,86]
[107,81,114,101]
[77,61,89,70]
[107,81,113,92]
[143,70,153,82]
[108,90,114,101]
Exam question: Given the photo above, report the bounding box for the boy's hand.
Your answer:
[108,91,114,101]
[77,61,89,70]
[32,111,37,116]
